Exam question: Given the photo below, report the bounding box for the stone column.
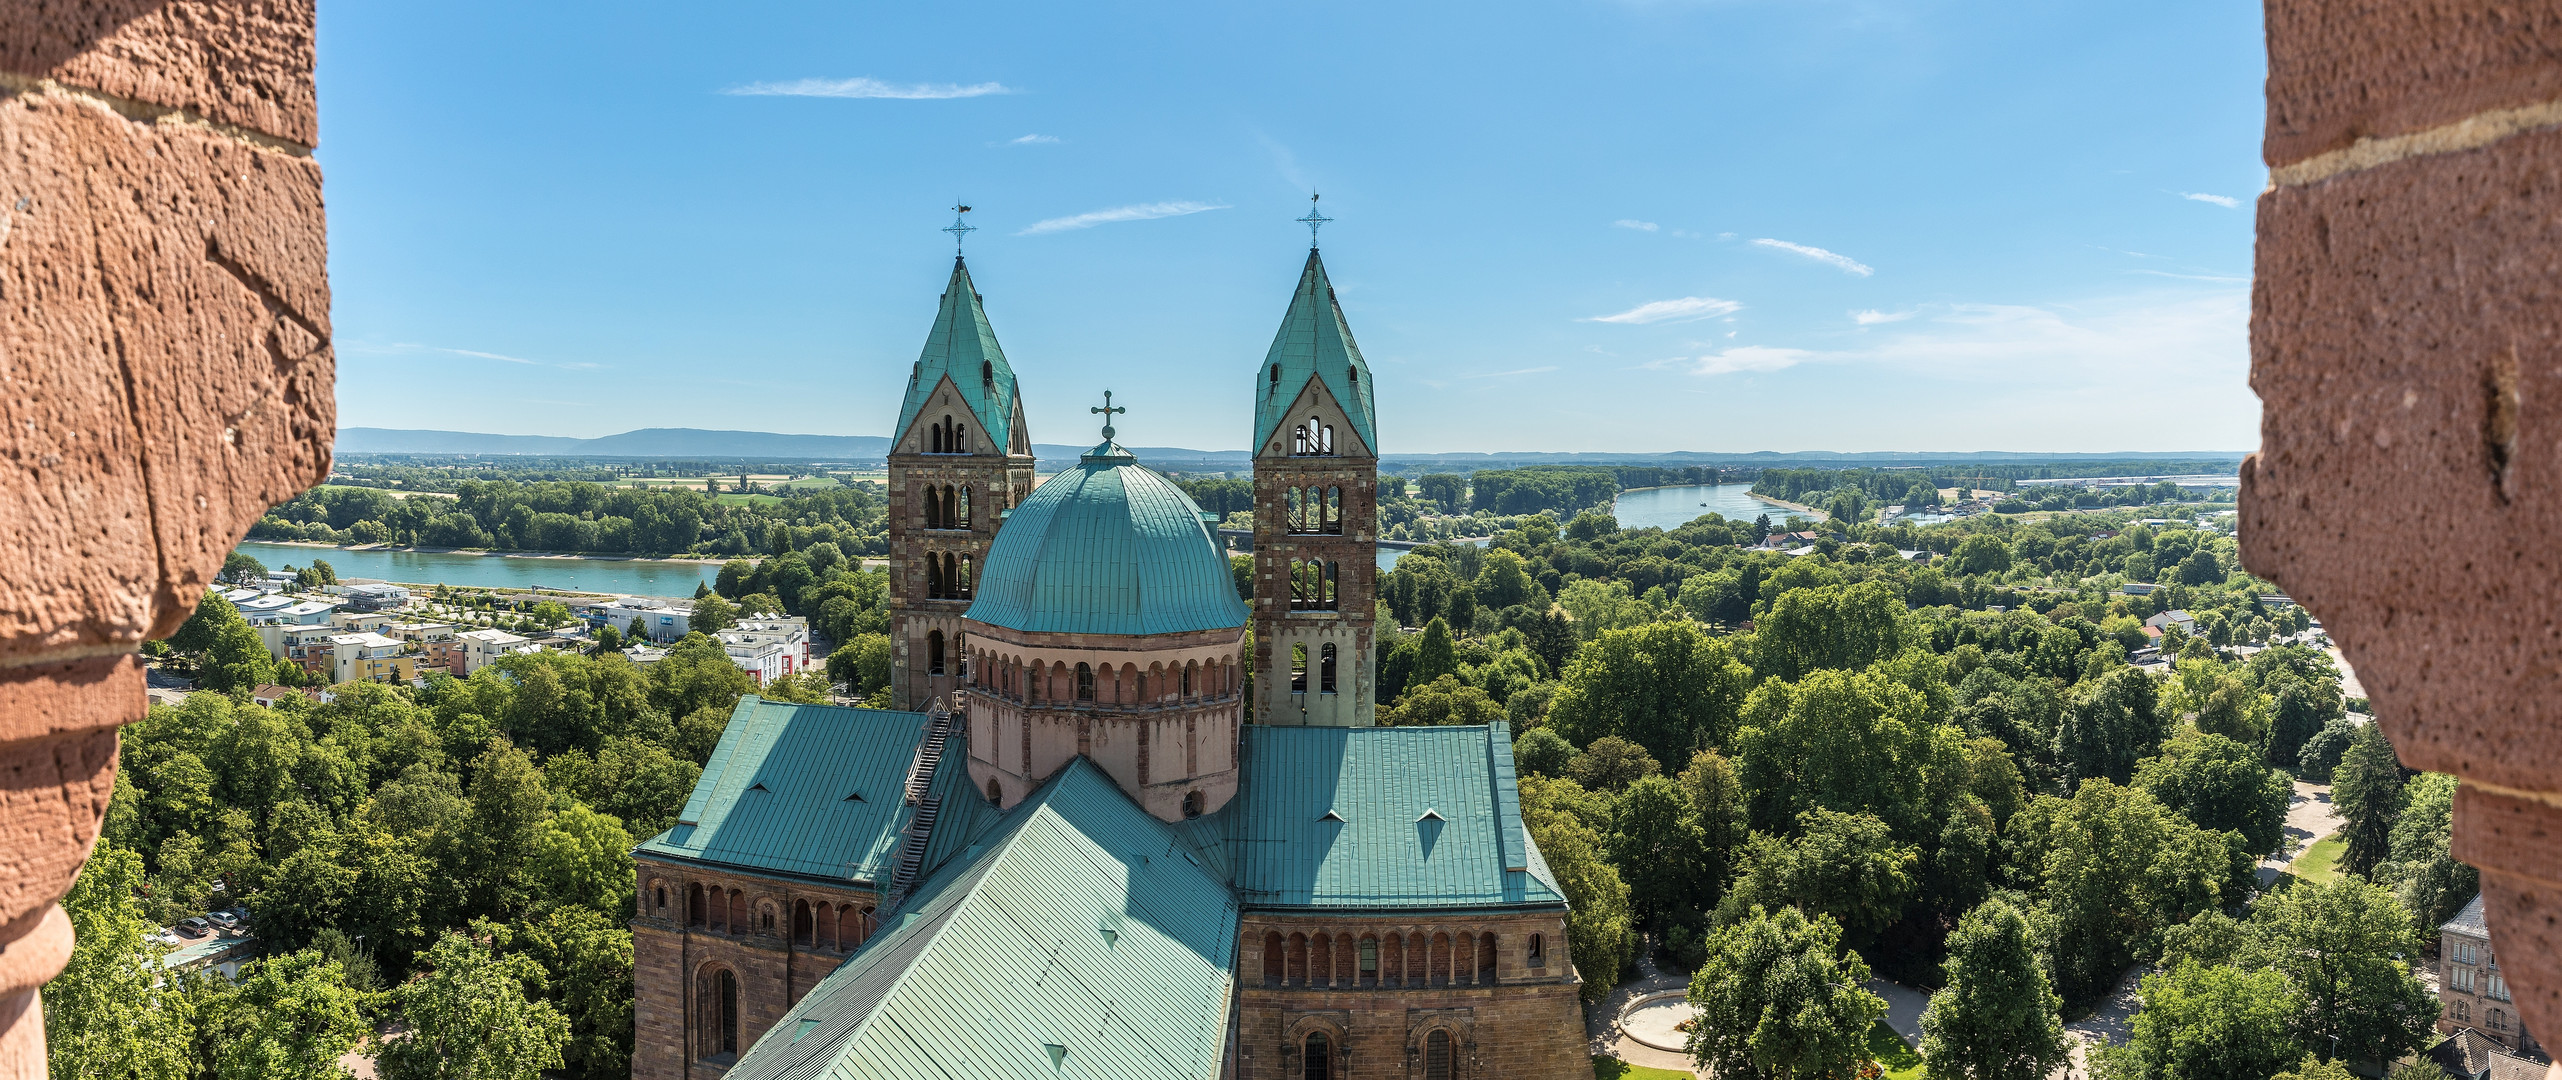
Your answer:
[0,2,332,1072]
[2248,4,2562,1065]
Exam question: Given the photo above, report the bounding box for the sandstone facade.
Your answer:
[2247,0,2562,1059]
[0,1,333,1071]
[630,858,880,1079]
[1234,911,1587,1080]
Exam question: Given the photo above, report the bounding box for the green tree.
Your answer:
[1412,617,1458,686]
[1685,905,1888,1080]
[462,740,553,918]
[1548,621,1752,768]
[1678,750,1749,909]
[1381,674,1502,726]
[1610,774,1709,923]
[378,923,571,1080]
[826,632,893,697]
[2100,961,2302,1080]
[2133,730,2292,855]
[2374,773,2475,928]
[2252,876,2436,1066]
[2015,781,2251,1004]
[1566,735,1659,793]
[1948,534,2014,577]
[1519,775,1635,1002]
[43,837,193,1080]
[1920,898,2069,1080]
[1717,809,1918,944]
[1512,727,1576,776]
[198,949,376,1080]
[1733,667,1969,844]
[509,906,634,1080]
[531,804,637,917]
[222,551,269,584]
[2054,665,2167,787]
[1753,581,1908,682]
[2331,723,2404,879]
[589,625,622,656]
[689,594,738,635]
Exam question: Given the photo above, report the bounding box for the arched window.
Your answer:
[1183,790,1205,818]
[1183,661,1196,697]
[959,486,972,529]
[1263,931,1285,984]
[1319,643,1337,694]
[1076,663,1095,701]
[1423,1030,1451,1080]
[759,905,775,932]
[701,968,739,1060]
[930,419,943,454]
[987,777,1003,805]
[2493,1008,2510,1033]
[954,422,968,454]
[1304,1033,1332,1080]
[982,359,993,385]
[924,485,943,530]
[1358,936,1379,984]
[1290,644,1308,694]
[687,883,705,927]
[793,900,814,945]
[957,556,972,599]
[1322,561,1339,609]
[928,630,946,675]
[1480,932,1498,981]
[653,885,666,914]
[1271,363,1282,385]
[1322,424,1336,455]
[1528,932,1546,965]
[1325,487,1342,534]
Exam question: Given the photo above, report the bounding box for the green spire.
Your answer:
[1252,249,1378,457]
[893,256,1023,454]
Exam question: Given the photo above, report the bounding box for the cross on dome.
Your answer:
[943,203,976,255]
[1091,389,1127,440]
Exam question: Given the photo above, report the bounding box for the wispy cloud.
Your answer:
[721,77,1012,99]
[359,342,602,371]
[1667,290,2246,383]
[1690,346,1817,376]
[1007,134,1060,145]
[1465,366,1560,379]
[1751,238,1875,276]
[1017,201,1229,236]
[1584,296,1744,325]
[2126,269,2249,283]
[1852,309,1916,325]
[2179,191,2241,208]
[1614,219,1660,232]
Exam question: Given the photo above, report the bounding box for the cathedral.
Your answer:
[628,232,1590,1080]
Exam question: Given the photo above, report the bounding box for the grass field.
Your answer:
[1591,1057,1692,1080]
[2291,832,2345,884]
[1867,1019,1925,1079]
[710,493,785,506]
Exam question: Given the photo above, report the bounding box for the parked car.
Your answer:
[207,911,239,931]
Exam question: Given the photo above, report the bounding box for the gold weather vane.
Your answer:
[944,204,976,255]
[1091,390,1126,440]
[1297,192,1331,248]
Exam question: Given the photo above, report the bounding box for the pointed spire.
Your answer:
[1251,248,1377,457]
[893,256,1023,454]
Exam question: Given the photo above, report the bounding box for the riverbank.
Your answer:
[1747,492,1828,519]
[242,539,724,566]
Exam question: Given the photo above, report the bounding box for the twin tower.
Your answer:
[883,246,1381,730]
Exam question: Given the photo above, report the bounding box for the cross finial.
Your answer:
[1297,193,1331,249]
[943,204,976,255]
[1090,390,1127,440]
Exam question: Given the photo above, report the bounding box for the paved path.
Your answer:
[1586,952,1702,1076]
[2257,779,2343,887]
[1868,978,1930,1046]
[2056,966,2145,1079]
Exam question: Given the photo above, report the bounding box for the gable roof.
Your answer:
[636,697,932,886]
[1225,723,1565,910]
[2443,892,2489,936]
[724,758,1238,1080]
[1251,249,1378,457]
[893,256,1025,455]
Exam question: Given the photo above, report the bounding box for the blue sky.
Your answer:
[320,0,2266,454]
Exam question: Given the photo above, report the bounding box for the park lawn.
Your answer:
[1591,1057,1691,1080]
[1868,1020,1924,1080]
[2292,832,2345,884]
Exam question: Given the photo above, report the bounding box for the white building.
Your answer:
[596,598,693,643]
[717,616,811,685]
[455,628,538,673]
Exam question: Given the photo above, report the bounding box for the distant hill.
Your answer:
[336,428,2245,472]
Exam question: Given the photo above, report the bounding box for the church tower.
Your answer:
[1249,237,1380,727]
[886,255,1036,711]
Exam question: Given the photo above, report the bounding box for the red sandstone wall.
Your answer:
[0,2,332,1071]
[2246,1,2562,1062]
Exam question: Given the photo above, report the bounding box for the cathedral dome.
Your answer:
[963,439,1249,637]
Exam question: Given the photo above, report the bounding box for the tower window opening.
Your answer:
[954,423,968,454]
[1076,663,1095,701]
[982,359,993,384]
[957,556,972,599]
[987,777,1003,805]
[1182,790,1205,818]
[1320,643,1338,694]
[959,486,972,529]
[924,485,943,530]
[1290,643,1308,694]
[1528,933,1545,965]
[1271,364,1281,385]
[928,630,946,675]
[716,970,740,1056]
[1183,662,1195,697]
[1324,487,1342,535]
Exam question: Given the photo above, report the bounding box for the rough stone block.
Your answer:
[2243,125,2562,793]
[0,84,332,658]
[2265,0,2562,166]
[0,725,117,938]
[0,0,318,146]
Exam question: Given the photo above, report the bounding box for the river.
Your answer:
[233,542,720,598]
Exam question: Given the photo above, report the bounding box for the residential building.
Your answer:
[386,620,463,674]
[2429,1027,2548,1080]
[339,581,411,611]
[2144,609,2197,632]
[328,632,415,685]
[717,617,810,685]
[270,624,346,679]
[2120,582,2163,595]
[235,594,294,619]
[455,628,537,674]
[2441,894,2545,1058]
[632,246,1585,1080]
[330,610,396,634]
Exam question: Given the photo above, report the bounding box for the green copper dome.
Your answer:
[963,440,1248,637]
